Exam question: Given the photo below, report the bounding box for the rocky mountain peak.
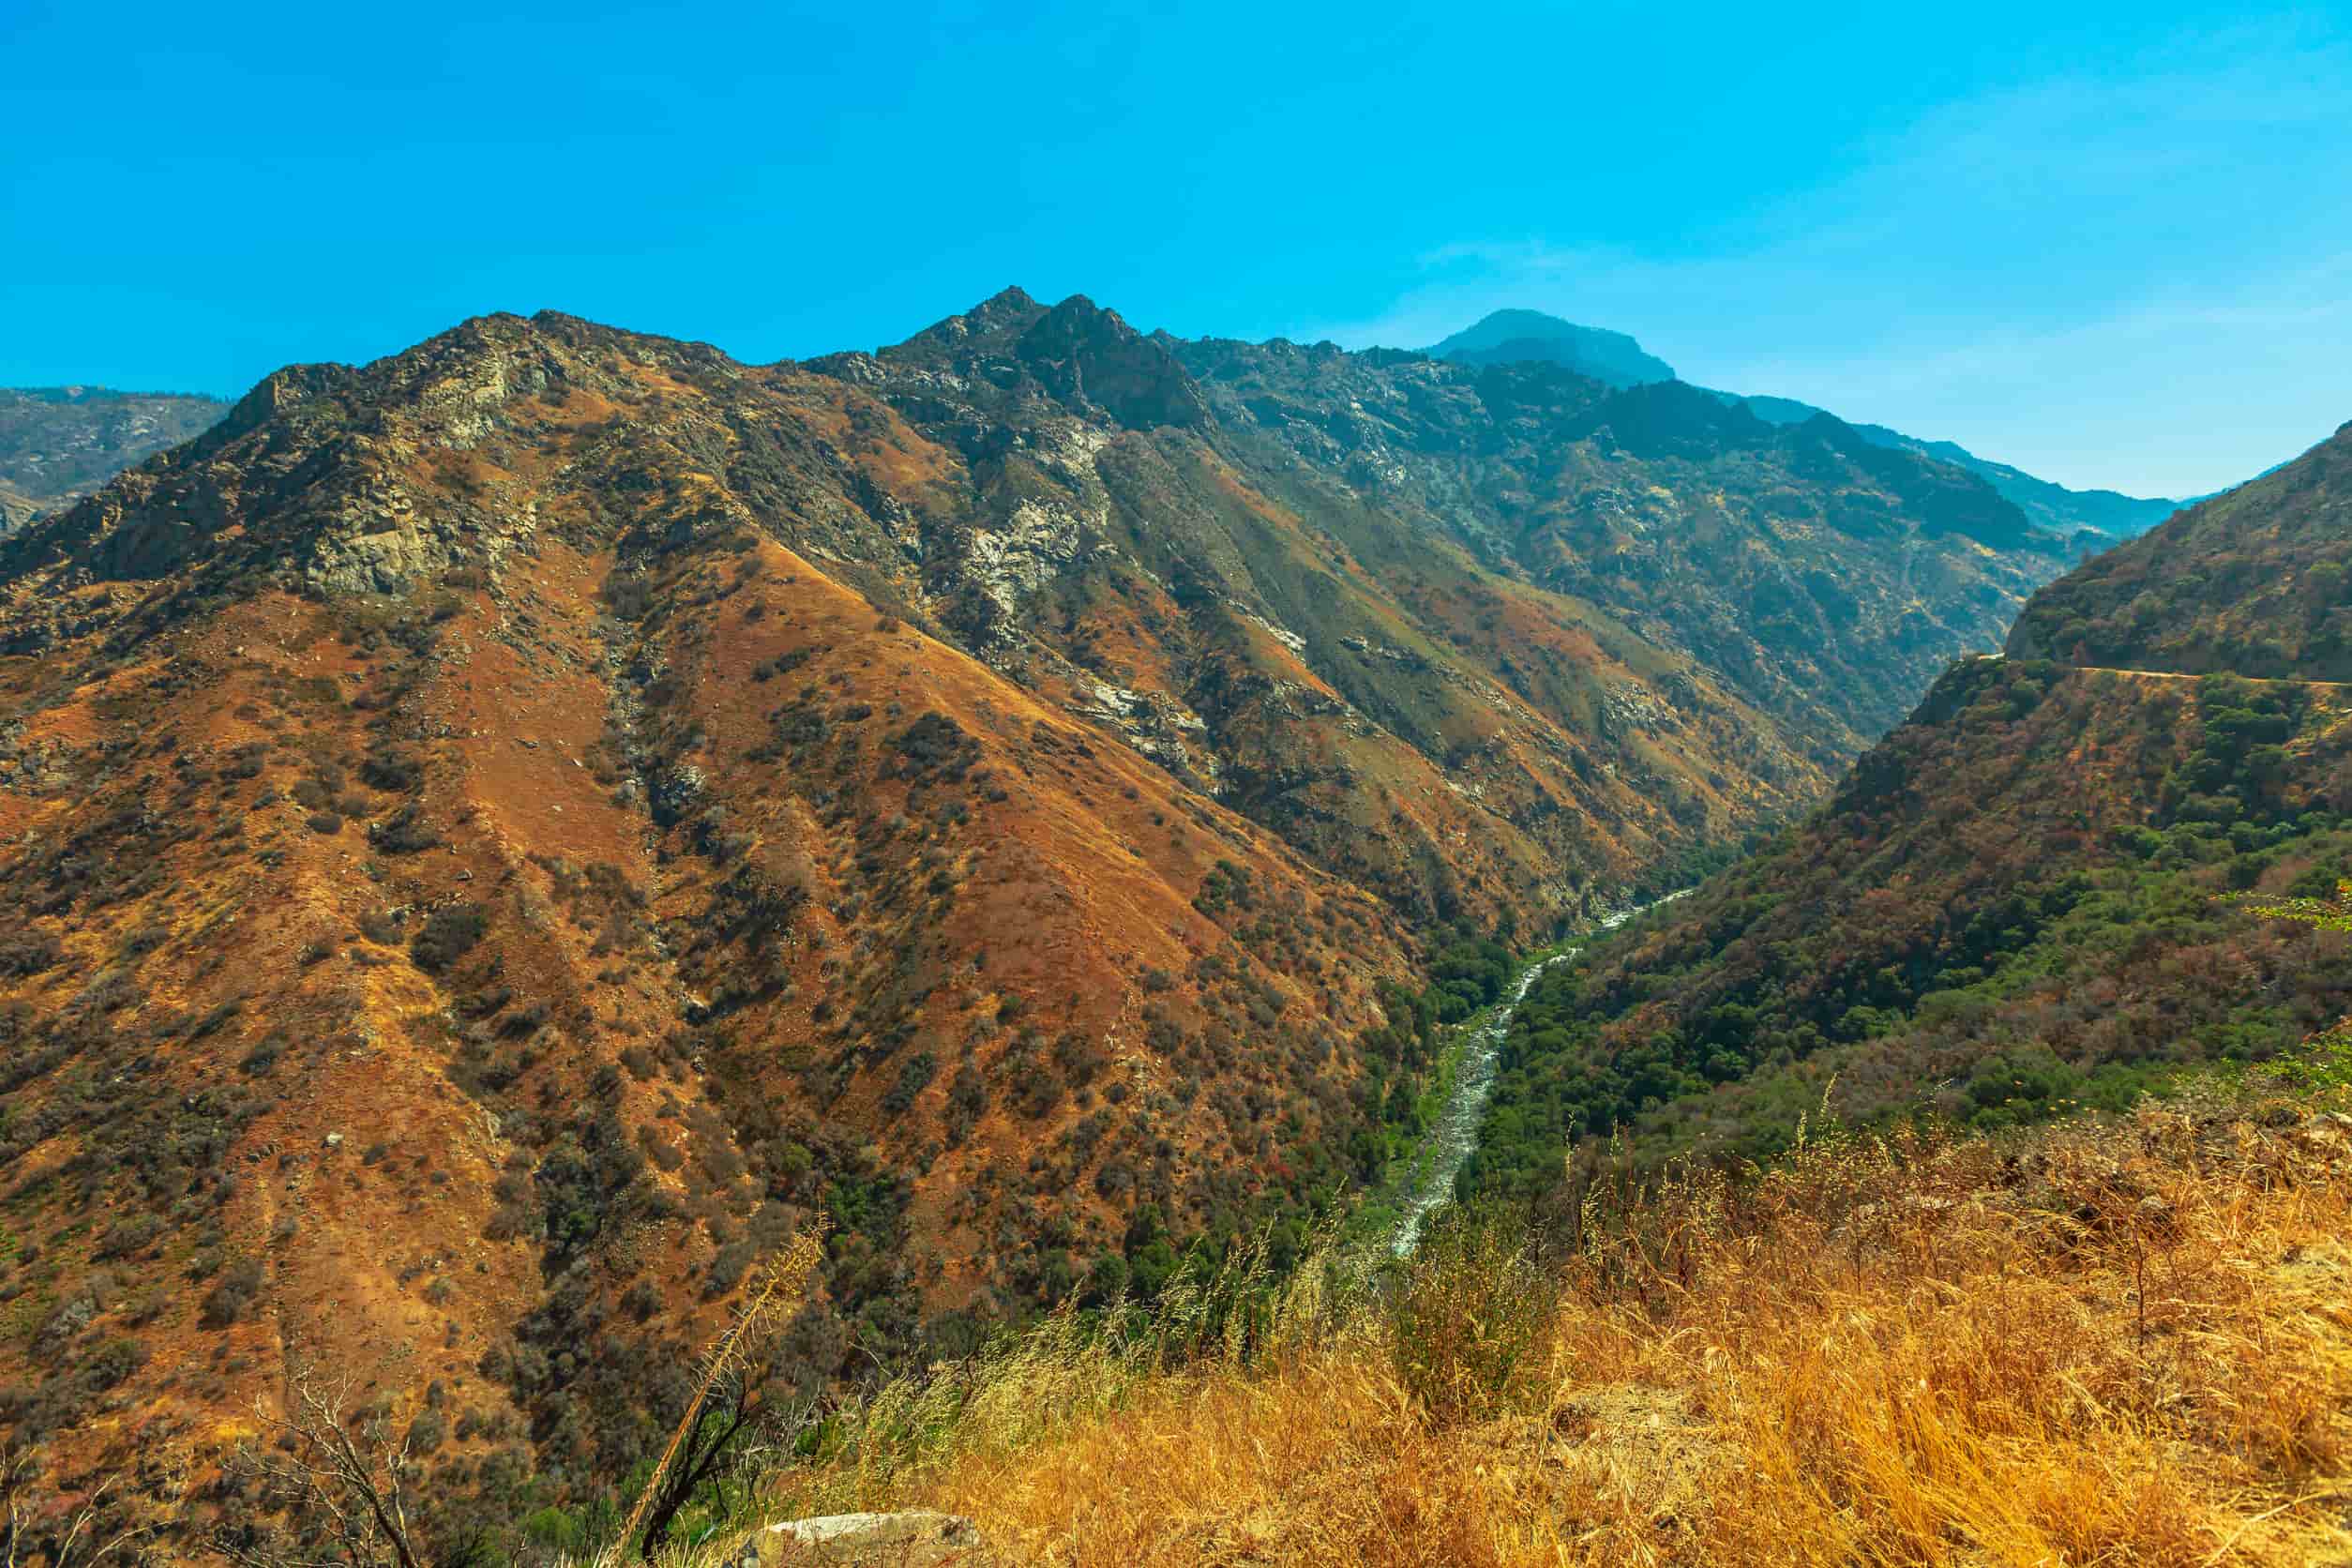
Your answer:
[884,285,1052,358]
[1013,294,1206,430]
[1425,309,1678,387]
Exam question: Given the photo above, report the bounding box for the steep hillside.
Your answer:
[1726,390,2183,541]
[0,295,2084,1555]
[814,290,1830,927]
[1467,416,2352,1208]
[2009,418,2352,678]
[0,315,1446,1553]
[1178,338,2072,761]
[0,386,229,532]
[1402,309,2180,542]
[1866,430,2181,542]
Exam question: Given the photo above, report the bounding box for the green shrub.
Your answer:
[1388,1214,1554,1425]
[412,902,488,972]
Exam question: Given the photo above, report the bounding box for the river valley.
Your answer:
[1390,892,1690,1256]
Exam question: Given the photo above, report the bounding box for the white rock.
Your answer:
[737,1510,984,1565]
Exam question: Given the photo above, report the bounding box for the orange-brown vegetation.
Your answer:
[0,294,2092,1557]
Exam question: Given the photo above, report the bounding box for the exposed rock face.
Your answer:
[1012,294,1210,431]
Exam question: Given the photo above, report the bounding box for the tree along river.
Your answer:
[1391,892,1690,1258]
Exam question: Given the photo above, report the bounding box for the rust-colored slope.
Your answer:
[0,298,2009,1552]
[0,319,1420,1548]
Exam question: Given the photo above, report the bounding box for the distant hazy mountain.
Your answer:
[1416,309,2181,543]
[0,385,229,532]
[1424,309,1677,387]
[1719,390,2182,543]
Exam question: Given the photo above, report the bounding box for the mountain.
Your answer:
[0,385,230,532]
[1424,309,1677,386]
[1466,415,2352,1206]
[1177,340,2070,762]
[1409,310,2181,542]
[2009,419,2352,678]
[0,294,2081,1554]
[1722,390,2185,542]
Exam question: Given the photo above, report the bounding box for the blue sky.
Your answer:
[4,2,2346,497]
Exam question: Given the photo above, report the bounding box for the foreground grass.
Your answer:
[686,1082,2352,1567]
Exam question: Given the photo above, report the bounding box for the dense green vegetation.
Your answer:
[2009,419,2351,679]
[1465,660,2352,1208]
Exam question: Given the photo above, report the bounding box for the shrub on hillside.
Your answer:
[200,1258,264,1329]
[359,750,425,792]
[367,804,440,853]
[412,903,488,972]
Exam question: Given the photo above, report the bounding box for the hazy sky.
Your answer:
[5,2,2346,497]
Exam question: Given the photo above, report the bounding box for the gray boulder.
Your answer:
[732,1510,989,1566]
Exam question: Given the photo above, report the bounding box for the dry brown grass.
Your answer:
[719,1092,2352,1567]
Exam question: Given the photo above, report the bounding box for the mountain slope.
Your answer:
[0,385,229,532]
[1467,415,2352,1204]
[2008,419,2352,678]
[0,314,1457,1553]
[814,289,1851,925]
[1409,311,2179,541]
[1723,390,2182,540]
[0,294,2086,1554]
[1178,339,2071,762]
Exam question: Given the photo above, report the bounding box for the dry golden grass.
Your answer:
[717,1092,2352,1567]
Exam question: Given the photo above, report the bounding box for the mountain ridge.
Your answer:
[2008,418,2352,678]
[0,292,2094,1556]
[1722,388,2185,541]
[0,385,231,534]
[1408,308,2182,542]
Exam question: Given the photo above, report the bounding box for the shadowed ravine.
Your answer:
[1392,892,1691,1257]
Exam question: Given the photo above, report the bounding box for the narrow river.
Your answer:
[1390,891,1690,1258]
